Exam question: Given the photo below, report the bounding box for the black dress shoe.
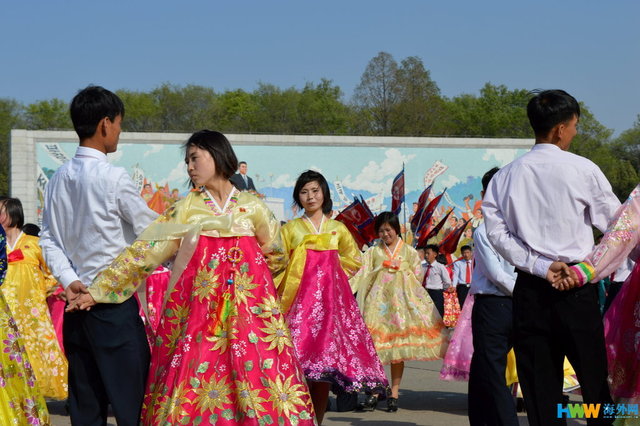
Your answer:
[387,397,398,412]
[359,395,378,411]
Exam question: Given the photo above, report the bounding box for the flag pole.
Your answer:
[402,163,408,241]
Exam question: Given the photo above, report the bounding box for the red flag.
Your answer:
[391,167,405,216]
[415,189,447,237]
[439,219,471,255]
[417,207,453,247]
[411,184,432,230]
[336,198,377,246]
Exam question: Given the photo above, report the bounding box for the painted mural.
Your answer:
[36,141,528,234]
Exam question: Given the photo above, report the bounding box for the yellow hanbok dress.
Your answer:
[3,232,68,400]
[0,228,51,425]
[350,240,449,364]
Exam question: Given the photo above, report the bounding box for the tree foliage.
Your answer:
[0,51,638,200]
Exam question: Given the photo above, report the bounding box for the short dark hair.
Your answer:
[527,90,580,138]
[70,85,125,140]
[292,170,333,214]
[183,130,239,187]
[460,245,472,253]
[374,211,401,235]
[239,161,247,166]
[425,244,439,254]
[482,167,500,192]
[22,223,41,237]
[0,197,24,229]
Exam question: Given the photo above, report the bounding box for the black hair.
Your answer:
[0,197,24,229]
[436,254,448,265]
[425,244,439,254]
[22,223,41,237]
[374,211,401,235]
[239,161,247,166]
[527,90,580,138]
[70,85,125,141]
[292,170,333,214]
[482,167,500,192]
[183,130,239,188]
[460,245,472,253]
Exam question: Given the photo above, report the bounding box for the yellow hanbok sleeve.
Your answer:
[349,244,376,295]
[403,244,423,280]
[272,224,293,290]
[28,237,59,295]
[88,203,183,304]
[251,198,287,277]
[336,222,362,278]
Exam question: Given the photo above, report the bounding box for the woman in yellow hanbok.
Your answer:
[350,211,449,412]
[0,206,51,424]
[0,198,68,400]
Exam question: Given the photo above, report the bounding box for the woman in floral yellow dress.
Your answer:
[351,211,449,412]
[0,197,68,400]
[69,130,315,425]
[0,221,51,425]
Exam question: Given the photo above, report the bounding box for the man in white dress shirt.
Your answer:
[468,167,518,426]
[483,90,619,425]
[422,244,452,318]
[452,245,473,308]
[40,86,157,426]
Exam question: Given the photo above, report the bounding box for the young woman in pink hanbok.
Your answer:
[69,130,315,425]
[567,183,640,425]
[275,171,388,424]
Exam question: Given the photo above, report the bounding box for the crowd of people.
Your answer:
[0,86,638,426]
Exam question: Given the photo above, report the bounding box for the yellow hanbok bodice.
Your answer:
[3,232,68,400]
[89,189,286,304]
[274,217,361,312]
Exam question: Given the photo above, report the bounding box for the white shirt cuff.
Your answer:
[533,256,554,279]
[60,270,81,289]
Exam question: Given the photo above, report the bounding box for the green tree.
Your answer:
[24,98,72,130]
[444,83,531,137]
[390,56,446,135]
[570,107,638,200]
[116,90,162,132]
[612,115,640,173]
[294,79,351,134]
[150,83,217,131]
[213,89,259,133]
[0,99,25,195]
[353,52,399,135]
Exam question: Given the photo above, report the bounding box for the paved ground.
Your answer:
[50,360,588,425]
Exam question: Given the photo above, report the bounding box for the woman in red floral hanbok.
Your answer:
[70,131,315,425]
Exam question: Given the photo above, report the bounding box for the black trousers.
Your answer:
[427,289,445,318]
[468,295,518,426]
[513,270,613,426]
[456,284,470,308]
[64,296,150,426]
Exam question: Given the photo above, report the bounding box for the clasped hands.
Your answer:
[546,261,579,291]
[64,280,97,312]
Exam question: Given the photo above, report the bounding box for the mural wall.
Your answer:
[13,131,533,235]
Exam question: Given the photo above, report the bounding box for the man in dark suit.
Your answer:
[230,161,257,191]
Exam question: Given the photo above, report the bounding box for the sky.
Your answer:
[2,0,638,135]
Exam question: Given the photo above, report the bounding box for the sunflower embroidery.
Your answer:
[193,375,233,413]
[260,316,293,353]
[231,272,259,305]
[234,380,267,416]
[192,267,221,303]
[205,327,238,354]
[265,375,308,417]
